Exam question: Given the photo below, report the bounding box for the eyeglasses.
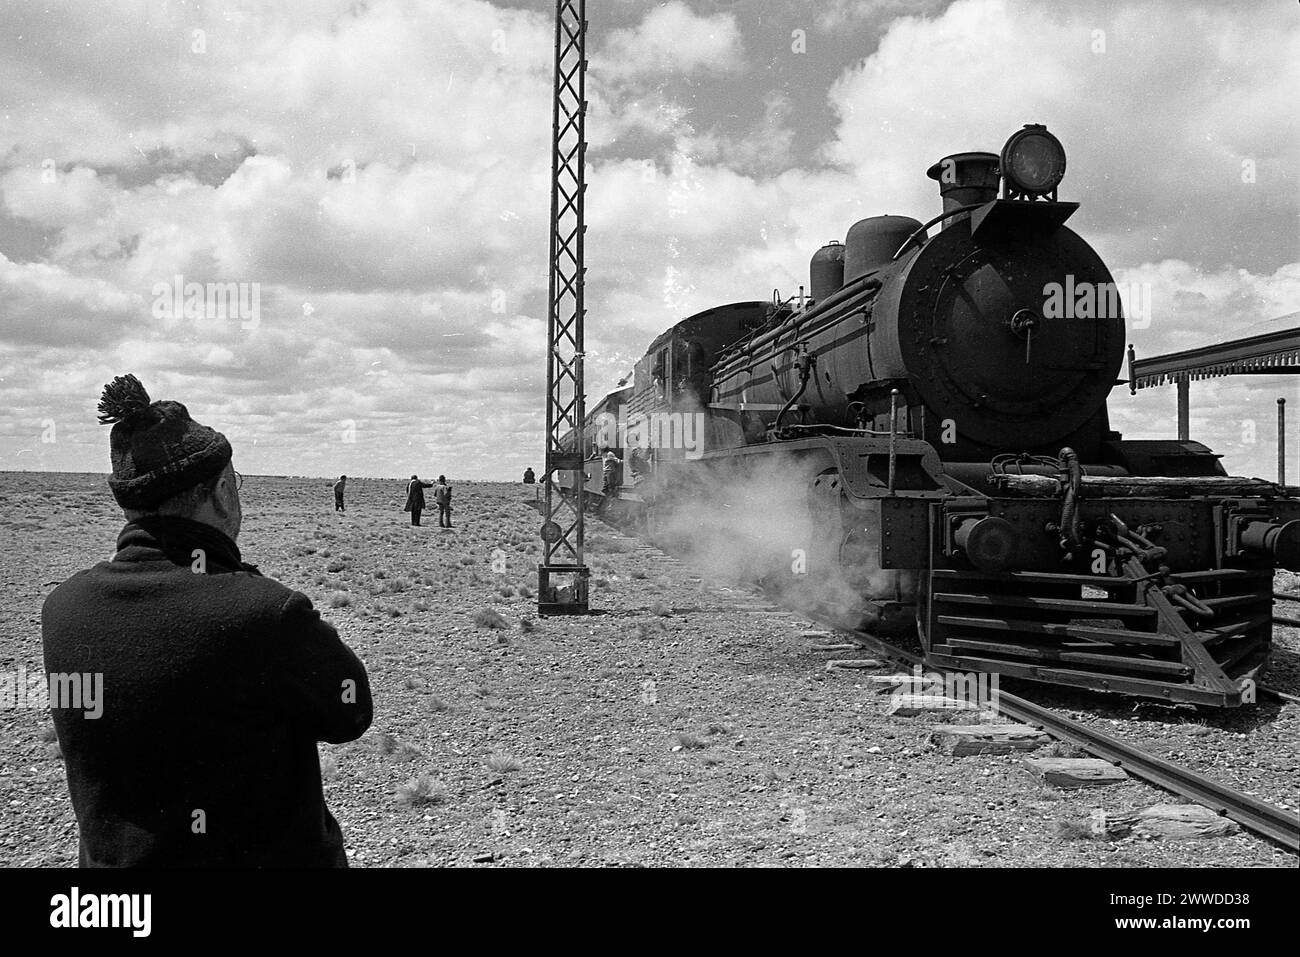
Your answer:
[234,470,244,490]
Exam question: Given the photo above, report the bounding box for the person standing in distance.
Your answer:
[405,474,433,526]
[433,475,453,528]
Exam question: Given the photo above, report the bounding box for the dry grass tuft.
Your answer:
[672,731,707,751]
[649,601,672,617]
[1046,740,1086,759]
[394,742,423,763]
[486,751,522,774]
[327,591,352,608]
[631,620,662,640]
[1055,818,1100,841]
[473,607,510,630]
[394,774,448,807]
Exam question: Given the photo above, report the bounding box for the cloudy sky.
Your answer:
[1,0,1297,480]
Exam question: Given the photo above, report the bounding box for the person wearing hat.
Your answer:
[404,473,434,526]
[599,450,622,514]
[41,374,372,867]
[432,474,453,528]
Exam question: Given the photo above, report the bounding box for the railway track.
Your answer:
[796,602,1300,854]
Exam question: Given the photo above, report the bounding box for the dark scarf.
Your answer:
[115,516,261,575]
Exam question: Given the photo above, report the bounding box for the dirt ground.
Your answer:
[1,471,1296,867]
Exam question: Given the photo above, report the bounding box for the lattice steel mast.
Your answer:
[537,0,589,614]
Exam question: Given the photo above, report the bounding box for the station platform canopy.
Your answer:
[1124,313,1300,478]
[1128,312,1300,392]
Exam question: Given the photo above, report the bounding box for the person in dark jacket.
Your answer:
[333,474,347,512]
[404,474,433,526]
[522,467,535,484]
[433,475,452,528]
[41,374,372,868]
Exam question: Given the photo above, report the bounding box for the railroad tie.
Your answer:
[1023,757,1128,788]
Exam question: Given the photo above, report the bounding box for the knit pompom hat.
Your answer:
[97,374,232,509]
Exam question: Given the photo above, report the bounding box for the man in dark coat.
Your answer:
[41,374,372,867]
[333,474,347,512]
[404,474,433,526]
[522,467,535,484]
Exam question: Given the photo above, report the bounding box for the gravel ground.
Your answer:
[1,472,1295,867]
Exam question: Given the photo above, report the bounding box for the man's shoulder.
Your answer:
[44,558,296,609]
[229,568,296,598]
[43,564,105,607]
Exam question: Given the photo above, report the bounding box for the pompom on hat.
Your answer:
[97,374,232,509]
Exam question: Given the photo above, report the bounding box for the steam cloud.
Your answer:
[642,450,911,631]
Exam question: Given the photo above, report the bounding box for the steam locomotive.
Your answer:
[564,124,1300,707]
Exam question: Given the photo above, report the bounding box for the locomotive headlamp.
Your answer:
[1000,124,1066,199]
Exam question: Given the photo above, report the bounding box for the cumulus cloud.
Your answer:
[0,0,1294,482]
[597,2,744,80]
[823,0,1299,271]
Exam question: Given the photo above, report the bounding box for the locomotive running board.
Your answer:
[922,563,1268,707]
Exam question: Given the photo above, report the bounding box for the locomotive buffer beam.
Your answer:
[991,472,1296,498]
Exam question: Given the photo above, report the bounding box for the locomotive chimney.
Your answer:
[926,151,999,228]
